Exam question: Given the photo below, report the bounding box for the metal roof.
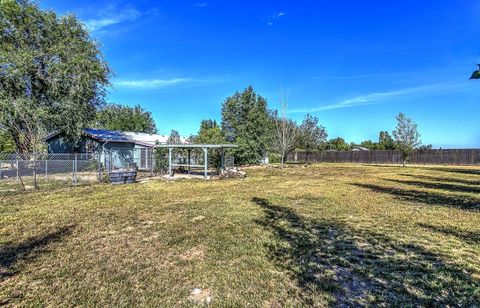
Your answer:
[46,128,184,147]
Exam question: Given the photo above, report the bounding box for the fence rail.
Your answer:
[287,149,480,165]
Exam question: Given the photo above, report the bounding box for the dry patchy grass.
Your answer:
[1,164,479,306]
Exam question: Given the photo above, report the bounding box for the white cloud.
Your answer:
[112,77,224,89]
[84,6,141,32]
[267,11,286,26]
[113,78,192,89]
[289,82,467,113]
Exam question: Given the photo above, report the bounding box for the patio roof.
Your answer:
[155,144,237,149]
[159,143,237,179]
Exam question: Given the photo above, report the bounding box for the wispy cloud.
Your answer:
[267,12,285,26]
[112,77,223,89]
[84,6,141,32]
[289,82,467,113]
[113,78,192,89]
[194,3,208,7]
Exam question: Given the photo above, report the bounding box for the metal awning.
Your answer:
[155,144,237,149]
[155,144,237,179]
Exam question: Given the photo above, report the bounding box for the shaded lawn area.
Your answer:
[0,164,479,306]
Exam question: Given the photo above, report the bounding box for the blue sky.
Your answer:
[41,0,480,148]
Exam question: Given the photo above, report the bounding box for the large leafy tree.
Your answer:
[0,0,111,153]
[392,112,421,166]
[378,131,395,150]
[221,86,273,165]
[96,104,157,134]
[327,137,350,151]
[195,119,225,144]
[298,113,328,162]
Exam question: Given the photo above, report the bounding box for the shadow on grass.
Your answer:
[418,223,480,245]
[418,167,480,176]
[400,174,480,186]
[352,183,480,211]
[384,178,480,194]
[0,225,75,280]
[252,197,479,306]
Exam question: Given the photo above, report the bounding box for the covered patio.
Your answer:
[155,144,237,179]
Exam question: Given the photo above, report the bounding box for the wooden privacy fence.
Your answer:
[286,149,480,165]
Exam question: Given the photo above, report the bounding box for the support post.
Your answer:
[203,147,208,179]
[187,149,191,174]
[168,147,172,176]
[98,151,102,181]
[220,147,225,171]
[150,148,154,175]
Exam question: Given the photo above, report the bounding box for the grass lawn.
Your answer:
[1,164,479,306]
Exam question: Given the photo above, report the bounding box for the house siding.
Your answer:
[46,133,153,170]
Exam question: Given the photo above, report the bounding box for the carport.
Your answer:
[155,144,237,179]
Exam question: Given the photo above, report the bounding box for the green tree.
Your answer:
[359,140,378,150]
[378,131,395,150]
[199,119,218,132]
[0,0,111,153]
[0,128,15,153]
[221,86,273,165]
[418,144,433,150]
[167,130,182,144]
[392,112,422,166]
[96,104,157,134]
[194,119,227,169]
[298,113,328,163]
[327,137,350,151]
[196,119,225,144]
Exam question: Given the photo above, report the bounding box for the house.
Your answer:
[351,146,370,152]
[45,128,187,170]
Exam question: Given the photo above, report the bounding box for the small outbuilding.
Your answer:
[45,128,187,170]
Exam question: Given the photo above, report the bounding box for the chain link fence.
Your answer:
[0,153,102,195]
[1,147,236,195]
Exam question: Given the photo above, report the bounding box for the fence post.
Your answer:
[16,153,19,181]
[73,154,77,185]
[98,151,102,181]
[45,158,48,179]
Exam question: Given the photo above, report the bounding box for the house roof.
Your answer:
[352,146,370,151]
[45,128,187,148]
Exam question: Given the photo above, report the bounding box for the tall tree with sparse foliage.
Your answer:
[96,104,157,134]
[0,0,111,153]
[221,86,273,165]
[298,113,328,163]
[273,94,297,167]
[392,112,421,166]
